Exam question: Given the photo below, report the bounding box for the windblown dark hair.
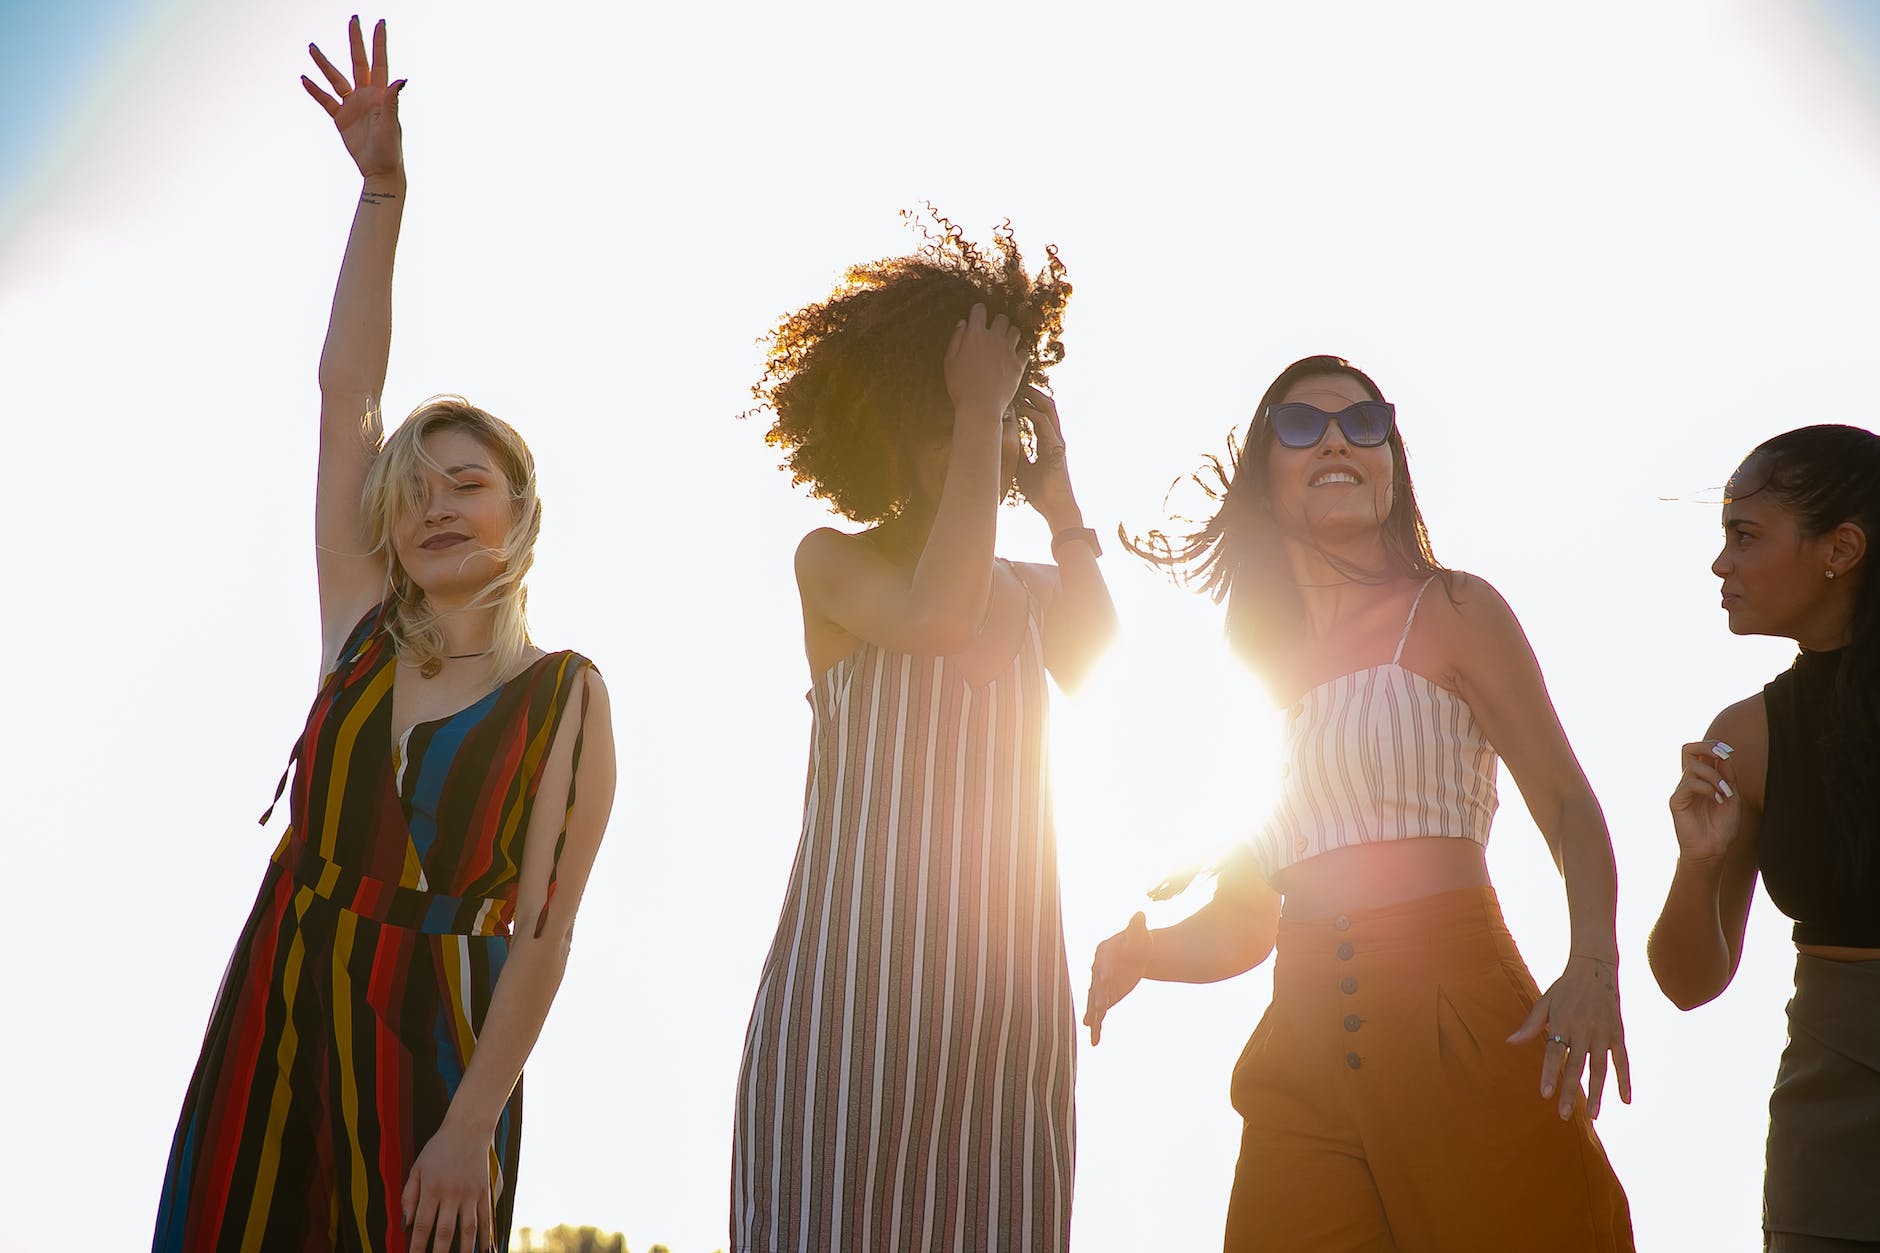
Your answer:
[750,208,1070,524]
[1735,423,1880,866]
[1124,355,1446,682]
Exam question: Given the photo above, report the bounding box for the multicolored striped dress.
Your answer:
[731,567,1076,1253]
[154,606,595,1253]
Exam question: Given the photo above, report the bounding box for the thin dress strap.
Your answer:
[974,558,1037,638]
[1391,575,1440,665]
[1001,556,1041,617]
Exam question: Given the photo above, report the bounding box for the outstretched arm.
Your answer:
[301,16,408,667]
[1084,850,1281,1045]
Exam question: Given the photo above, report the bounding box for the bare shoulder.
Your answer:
[1436,571,1519,628]
[794,526,892,590]
[794,526,860,577]
[1417,571,1528,666]
[1706,691,1766,756]
[792,528,875,669]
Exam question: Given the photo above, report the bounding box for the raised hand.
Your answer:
[1668,739,1742,865]
[301,16,406,182]
[943,303,1025,430]
[1013,384,1080,527]
[1084,911,1152,1045]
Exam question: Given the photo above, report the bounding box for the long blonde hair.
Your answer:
[361,396,541,678]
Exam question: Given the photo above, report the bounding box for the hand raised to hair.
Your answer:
[1014,384,1080,527]
[1668,739,1742,865]
[300,16,406,182]
[943,303,1025,430]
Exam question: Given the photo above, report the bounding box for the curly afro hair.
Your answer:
[751,208,1070,524]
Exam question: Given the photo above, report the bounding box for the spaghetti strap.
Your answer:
[1391,576,1439,664]
[1002,556,1042,616]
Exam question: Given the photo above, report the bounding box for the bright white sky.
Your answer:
[5,1,1879,1249]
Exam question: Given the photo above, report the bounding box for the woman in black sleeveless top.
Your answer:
[1649,424,1880,1252]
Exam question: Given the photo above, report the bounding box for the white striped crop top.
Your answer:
[1248,577,1500,881]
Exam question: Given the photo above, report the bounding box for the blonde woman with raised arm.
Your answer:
[154,20,614,1253]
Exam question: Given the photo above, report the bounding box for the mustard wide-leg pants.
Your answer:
[1224,887,1634,1253]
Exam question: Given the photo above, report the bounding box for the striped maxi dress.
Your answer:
[154,606,595,1252]
[731,567,1076,1253]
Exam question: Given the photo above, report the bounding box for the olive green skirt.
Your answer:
[1765,955,1880,1243]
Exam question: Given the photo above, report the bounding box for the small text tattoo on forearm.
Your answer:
[360,190,399,207]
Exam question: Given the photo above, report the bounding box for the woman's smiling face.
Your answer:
[390,426,516,603]
[1265,373,1396,542]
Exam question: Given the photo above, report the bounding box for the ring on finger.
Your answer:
[1547,1033,1572,1047]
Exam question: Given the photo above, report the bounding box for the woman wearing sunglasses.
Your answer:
[1085,355,1634,1250]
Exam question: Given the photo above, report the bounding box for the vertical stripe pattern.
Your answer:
[154,605,593,1252]
[1251,579,1499,880]
[731,575,1074,1253]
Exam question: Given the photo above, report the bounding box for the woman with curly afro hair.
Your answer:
[730,217,1117,1253]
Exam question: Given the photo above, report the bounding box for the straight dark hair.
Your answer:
[1737,423,1880,865]
[1125,355,1446,684]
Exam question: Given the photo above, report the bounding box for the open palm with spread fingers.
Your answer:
[301,16,406,180]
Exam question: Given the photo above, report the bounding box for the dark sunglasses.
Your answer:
[1266,401,1396,449]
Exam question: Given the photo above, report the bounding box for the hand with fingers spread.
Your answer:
[301,16,407,182]
[1014,384,1081,528]
[402,1120,497,1253]
[943,303,1026,432]
[1508,956,1633,1121]
[1669,739,1742,866]
[1084,911,1152,1046]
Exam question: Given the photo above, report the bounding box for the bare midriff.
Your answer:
[1797,943,1880,962]
[1272,837,1492,921]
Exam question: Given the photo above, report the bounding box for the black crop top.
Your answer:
[1759,647,1880,947]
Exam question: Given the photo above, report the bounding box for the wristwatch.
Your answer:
[1049,526,1102,559]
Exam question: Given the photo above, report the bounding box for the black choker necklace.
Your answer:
[405,648,494,680]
